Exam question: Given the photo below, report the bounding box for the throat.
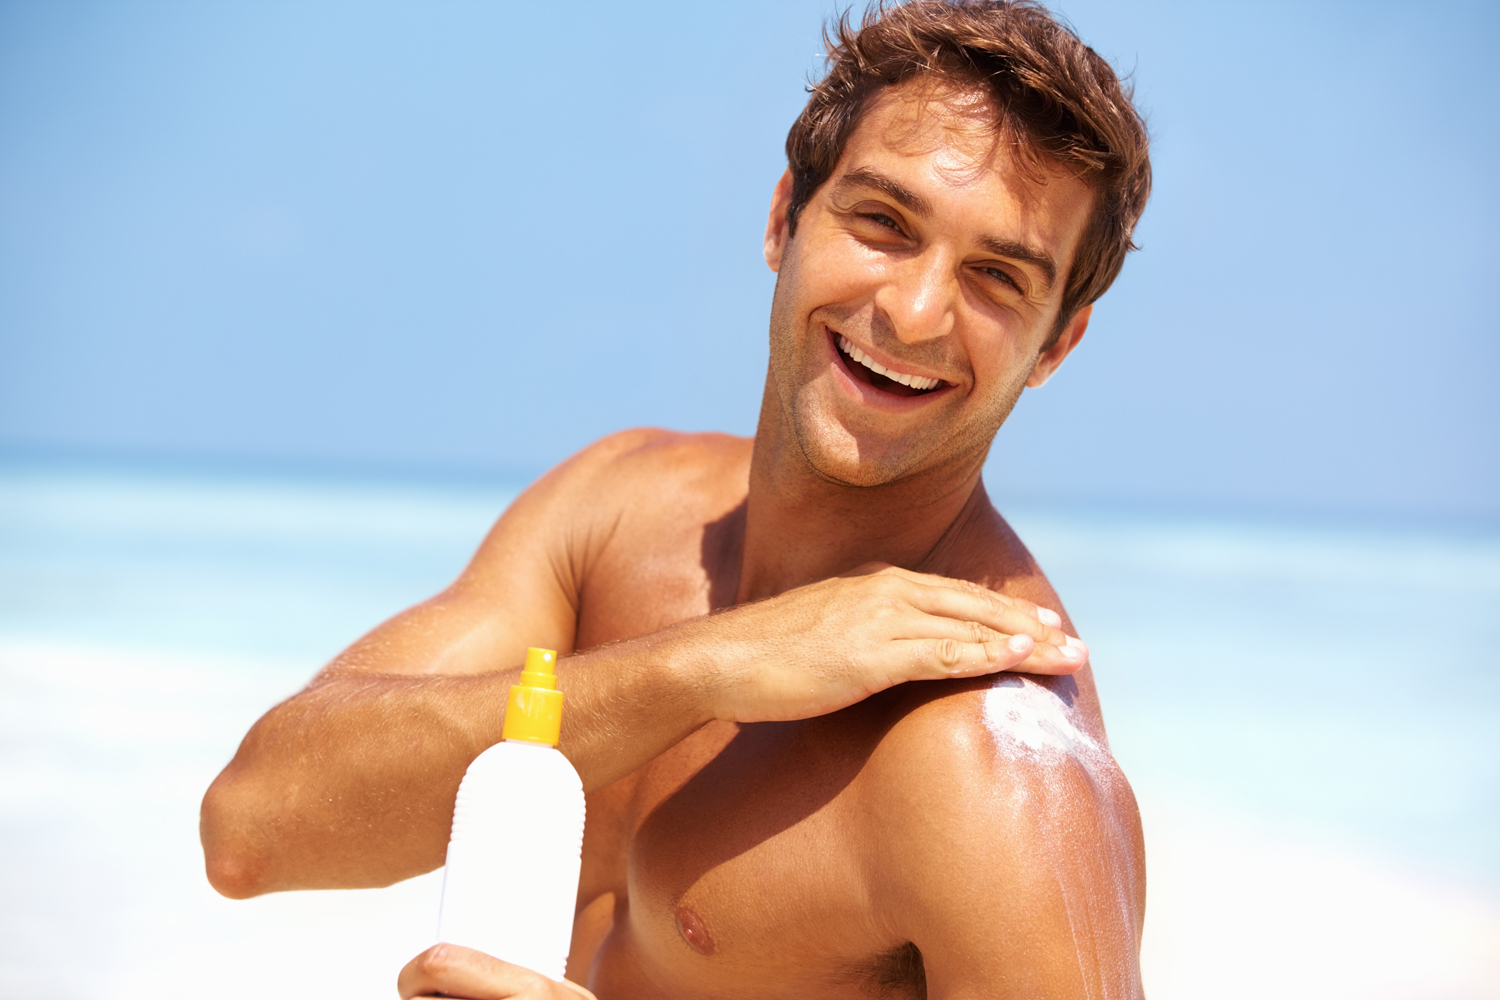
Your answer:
[738,446,990,601]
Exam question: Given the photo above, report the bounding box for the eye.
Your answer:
[979,266,1022,293]
[858,211,905,234]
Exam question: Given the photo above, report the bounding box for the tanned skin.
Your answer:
[202,81,1146,999]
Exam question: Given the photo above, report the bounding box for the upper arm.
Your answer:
[318,428,670,680]
[869,683,1145,999]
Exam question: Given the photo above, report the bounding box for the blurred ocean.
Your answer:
[1,462,1496,999]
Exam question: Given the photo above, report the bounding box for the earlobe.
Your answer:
[1025,304,1091,389]
[763,170,794,273]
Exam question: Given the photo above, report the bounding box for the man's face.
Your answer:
[764,80,1095,487]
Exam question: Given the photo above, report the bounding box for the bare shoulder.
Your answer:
[431,428,752,653]
[513,427,750,503]
[543,427,753,560]
[586,427,753,501]
[931,480,1070,624]
[471,428,750,561]
[852,678,1145,995]
[932,481,1113,728]
[512,428,751,521]
[861,675,1138,859]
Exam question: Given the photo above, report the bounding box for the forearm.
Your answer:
[558,624,719,788]
[202,670,510,896]
[200,633,716,897]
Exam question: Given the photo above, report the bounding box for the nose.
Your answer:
[872,248,956,345]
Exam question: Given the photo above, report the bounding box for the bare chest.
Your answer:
[582,718,919,999]
[569,564,917,998]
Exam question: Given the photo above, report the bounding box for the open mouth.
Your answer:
[832,332,945,398]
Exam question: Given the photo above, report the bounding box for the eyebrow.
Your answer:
[834,166,1058,294]
[977,235,1057,292]
[835,166,934,219]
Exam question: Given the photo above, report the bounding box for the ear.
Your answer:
[1026,304,1091,388]
[763,169,795,273]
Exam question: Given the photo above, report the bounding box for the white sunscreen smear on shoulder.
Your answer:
[981,675,1102,760]
[981,674,1141,998]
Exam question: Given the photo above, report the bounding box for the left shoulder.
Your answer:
[860,674,1134,854]
[925,481,1070,628]
[852,676,1146,997]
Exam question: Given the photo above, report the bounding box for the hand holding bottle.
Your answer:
[398,944,595,1000]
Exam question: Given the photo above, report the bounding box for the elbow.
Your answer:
[204,846,269,900]
[199,774,274,899]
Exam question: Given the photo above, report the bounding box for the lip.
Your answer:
[824,326,954,411]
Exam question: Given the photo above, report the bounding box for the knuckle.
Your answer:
[417,944,455,975]
[971,586,1000,609]
[935,638,963,667]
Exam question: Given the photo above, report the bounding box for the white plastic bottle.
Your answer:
[435,647,586,982]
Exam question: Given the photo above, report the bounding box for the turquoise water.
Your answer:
[2,462,1497,997]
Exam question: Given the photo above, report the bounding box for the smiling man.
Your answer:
[201,2,1152,997]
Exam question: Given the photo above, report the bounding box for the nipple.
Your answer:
[675,904,716,956]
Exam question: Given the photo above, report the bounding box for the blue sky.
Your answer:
[1,0,1496,518]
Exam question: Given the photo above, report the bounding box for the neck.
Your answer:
[738,378,990,602]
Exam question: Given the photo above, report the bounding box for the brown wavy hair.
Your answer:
[785,0,1151,339]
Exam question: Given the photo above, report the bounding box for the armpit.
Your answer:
[834,940,927,1000]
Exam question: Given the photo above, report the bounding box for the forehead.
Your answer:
[834,79,1094,267]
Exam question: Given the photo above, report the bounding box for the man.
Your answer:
[201,1,1152,996]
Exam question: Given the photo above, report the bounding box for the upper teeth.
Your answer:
[838,335,941,391]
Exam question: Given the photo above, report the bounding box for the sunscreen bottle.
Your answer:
[436,647,586,982]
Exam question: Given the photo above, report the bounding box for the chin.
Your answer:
[791,414,944,488]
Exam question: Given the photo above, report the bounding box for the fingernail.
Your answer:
[1065,636,1088,656]
[1007,633,1033,653]
[1059,643,1083,660]
[1038,607,1062,626]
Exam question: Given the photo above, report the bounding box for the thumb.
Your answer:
[398,943,569,999]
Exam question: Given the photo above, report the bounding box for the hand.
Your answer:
[691,562,1088,723]
[398,944,597,1000]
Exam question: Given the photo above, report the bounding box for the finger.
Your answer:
[869,566,1065,628]
[399,944,552,1000]
[900,580,1071,647]
[989,591,1063,628]
[1013,633,1090,675]
[901,610,1088,675]
[557,981,599,1000]
[557,980,599,1000]
[895,634,1036,680]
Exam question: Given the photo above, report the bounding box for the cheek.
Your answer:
[963,329,1033,400]
[793,231,888,311]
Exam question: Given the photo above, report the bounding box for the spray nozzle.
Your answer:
[501,647,564,745]
[518,647,558,689]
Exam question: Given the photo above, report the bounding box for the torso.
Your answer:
[556,431,1107,999]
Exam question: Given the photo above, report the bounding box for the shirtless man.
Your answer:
[201,2,1153,996]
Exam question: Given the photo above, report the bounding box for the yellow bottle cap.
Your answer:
[502,647,564,745]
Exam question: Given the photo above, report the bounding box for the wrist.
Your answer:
[647,620,726,728]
